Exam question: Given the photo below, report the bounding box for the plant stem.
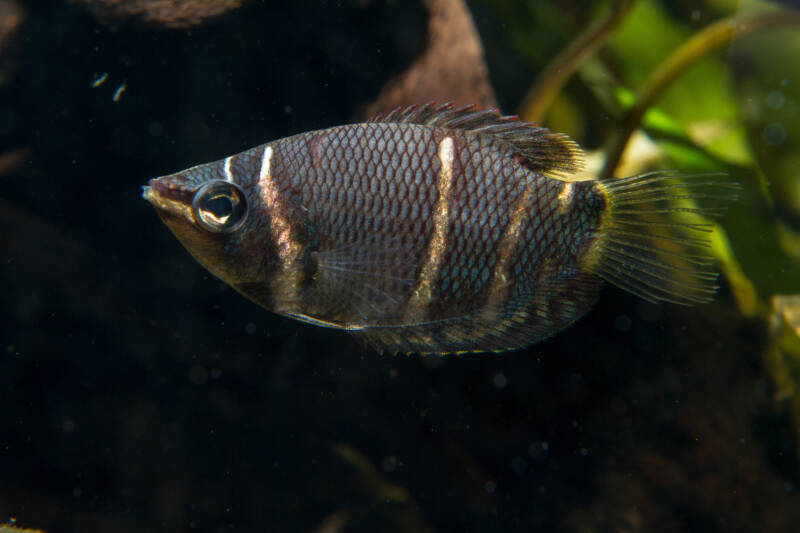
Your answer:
[602,10,800,179]
[518,0,635,124]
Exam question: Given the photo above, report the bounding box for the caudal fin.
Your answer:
[589,172,739,305]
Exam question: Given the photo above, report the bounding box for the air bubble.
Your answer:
[763,122,787,145]
[766,91,786,110]
[529,441,549,460]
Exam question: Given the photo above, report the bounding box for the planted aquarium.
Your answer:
[1,1,799,531]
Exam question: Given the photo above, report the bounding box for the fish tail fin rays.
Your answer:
[587,172,740,305]
[353,274,603,355]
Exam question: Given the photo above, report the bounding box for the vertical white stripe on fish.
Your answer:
[558,182,574,214]
[259,145,273,185]
[223,156,234,182]
[405,136,456,322]
[479,184,535,329]
[259,145,303,312]
[259,145,296,261]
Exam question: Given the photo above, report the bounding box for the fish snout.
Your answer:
[142,175,196,205]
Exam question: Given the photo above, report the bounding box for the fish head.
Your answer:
[143,161,274,292]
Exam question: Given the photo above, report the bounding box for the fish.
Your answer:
[142,103,736,355]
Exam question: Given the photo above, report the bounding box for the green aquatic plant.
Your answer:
[514,0,800,460]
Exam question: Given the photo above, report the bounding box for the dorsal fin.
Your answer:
[368,102,584,178]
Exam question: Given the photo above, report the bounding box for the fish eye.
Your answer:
[191,180,248,233]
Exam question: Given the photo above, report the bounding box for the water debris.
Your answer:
[0,0,24,53]
[0,147,28,176]
[0,523,45,533]
[333,444,408,503]
[311,511,349,533]
[90,72,107,87]
[0,0,25,86]
[112,82,126,102]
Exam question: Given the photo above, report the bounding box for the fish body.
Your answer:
[144,104,728,354]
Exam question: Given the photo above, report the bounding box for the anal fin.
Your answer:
[354,272,603,355]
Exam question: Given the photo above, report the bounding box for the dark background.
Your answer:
[1,1,798,532]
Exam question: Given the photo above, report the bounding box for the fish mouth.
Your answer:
[142,175,198,224]
[142,176,195,204]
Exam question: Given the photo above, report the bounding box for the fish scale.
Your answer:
[144,103,735,354]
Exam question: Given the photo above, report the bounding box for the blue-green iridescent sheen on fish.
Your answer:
[142,103,735,354]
